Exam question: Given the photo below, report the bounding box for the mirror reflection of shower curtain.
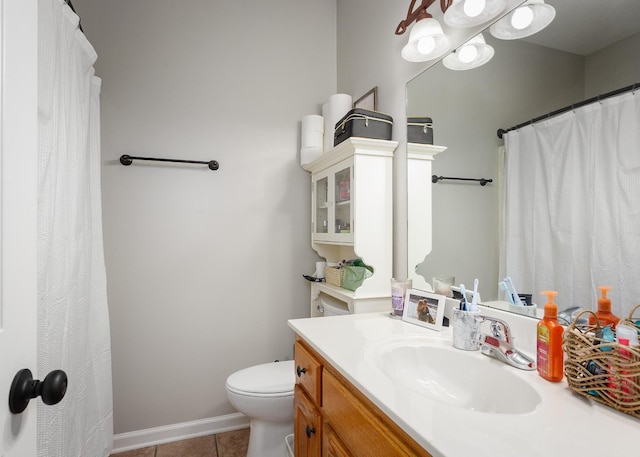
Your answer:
[499,90,640,317]
[38,1,113,456]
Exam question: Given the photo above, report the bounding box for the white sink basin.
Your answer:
[364,336,542,414]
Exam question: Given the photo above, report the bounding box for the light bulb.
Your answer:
[458,45,478,63]
[511,6,534,30]
[463,0,486,18]
[417,36,436,55]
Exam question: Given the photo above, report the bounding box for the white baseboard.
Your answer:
[111,413,250,454]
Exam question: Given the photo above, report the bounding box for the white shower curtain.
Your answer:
[37,1,113,456]
[500,89,640,317]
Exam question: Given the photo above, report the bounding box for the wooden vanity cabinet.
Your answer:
[323,425,350,457]
[294,338,432,457]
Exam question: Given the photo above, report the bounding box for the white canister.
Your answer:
[314,261,327,279]
[301,114,324,149]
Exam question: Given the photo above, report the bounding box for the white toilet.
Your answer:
[225,360,295,457]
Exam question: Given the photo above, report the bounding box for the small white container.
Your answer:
[451,308,481,351]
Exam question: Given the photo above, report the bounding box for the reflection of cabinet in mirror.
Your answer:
[302,138,398,316]
[407,142,446,292]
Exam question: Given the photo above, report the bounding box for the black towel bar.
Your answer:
[120,155,219,171]
[432,175,492,186]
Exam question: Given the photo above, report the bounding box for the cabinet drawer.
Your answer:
[295,341,323,405]
[323,369,431,457]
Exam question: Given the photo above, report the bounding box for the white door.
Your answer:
[0,1,39,456]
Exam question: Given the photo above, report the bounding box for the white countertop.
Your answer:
[288,312,638,457]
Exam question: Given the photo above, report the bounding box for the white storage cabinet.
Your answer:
[303,138,398,316]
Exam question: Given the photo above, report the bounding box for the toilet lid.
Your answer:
[226,360,295,395]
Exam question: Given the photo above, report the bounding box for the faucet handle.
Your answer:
[490,320,509,342]
[477,315,512,343]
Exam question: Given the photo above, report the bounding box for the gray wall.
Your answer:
[77,0,336,435]
[585,32,640,97]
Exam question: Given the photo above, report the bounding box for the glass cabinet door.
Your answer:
[333,166,351,235]
[315,176,329,234]
[312,161,353,243]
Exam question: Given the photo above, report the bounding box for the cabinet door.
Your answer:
[312,160,353,244]
[313,173,330,237]
[295,386,322,457]
[332,164,352,238]
[323,370,432,457]
[323,425,352,457]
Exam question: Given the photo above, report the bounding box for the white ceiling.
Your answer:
[522,0,640,56]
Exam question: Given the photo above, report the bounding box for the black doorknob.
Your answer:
[9,368,68,414]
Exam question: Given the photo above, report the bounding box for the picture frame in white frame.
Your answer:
[402,289,446,331]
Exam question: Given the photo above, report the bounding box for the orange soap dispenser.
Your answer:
[537,291,564,382]
[588,286,620,329]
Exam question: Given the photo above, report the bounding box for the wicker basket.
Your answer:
[324,267,344,287]
[562,304,640,419]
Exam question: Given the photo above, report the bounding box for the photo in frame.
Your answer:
[402,289,446,331]
[353,86,378,111]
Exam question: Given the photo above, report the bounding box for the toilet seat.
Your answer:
[226,360,294,396]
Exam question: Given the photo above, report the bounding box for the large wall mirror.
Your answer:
[407,0,640,318]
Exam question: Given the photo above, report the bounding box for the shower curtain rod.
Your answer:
[120,155,220,171]
[497,82,639,139]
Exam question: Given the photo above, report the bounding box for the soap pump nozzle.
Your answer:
[597,286,612,311]
[541,290,558,319]
[590,285,620,328]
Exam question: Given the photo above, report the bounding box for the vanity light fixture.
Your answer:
[443,0,508,28]
[396,0,452,62]
[442,33,495,70]
[401,17,452,62]
[489,0,556,40]
[396,0,507,63]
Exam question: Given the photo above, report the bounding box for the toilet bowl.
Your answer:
[225,360,295,457]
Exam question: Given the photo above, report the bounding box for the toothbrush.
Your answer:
[504,277,524,306]
[470,278,479,311]
[459,284,467,311]
[499,280,515,304]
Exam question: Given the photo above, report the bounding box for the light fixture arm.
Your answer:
[396,0,454,35]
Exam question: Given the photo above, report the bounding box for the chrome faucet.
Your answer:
[475,316,536,371]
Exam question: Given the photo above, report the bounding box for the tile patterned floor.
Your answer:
[110,428,249,457]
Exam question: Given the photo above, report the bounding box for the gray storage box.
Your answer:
[407,117,433,144]
[334,109,393,147]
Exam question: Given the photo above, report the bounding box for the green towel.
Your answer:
[341,265,373,291]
